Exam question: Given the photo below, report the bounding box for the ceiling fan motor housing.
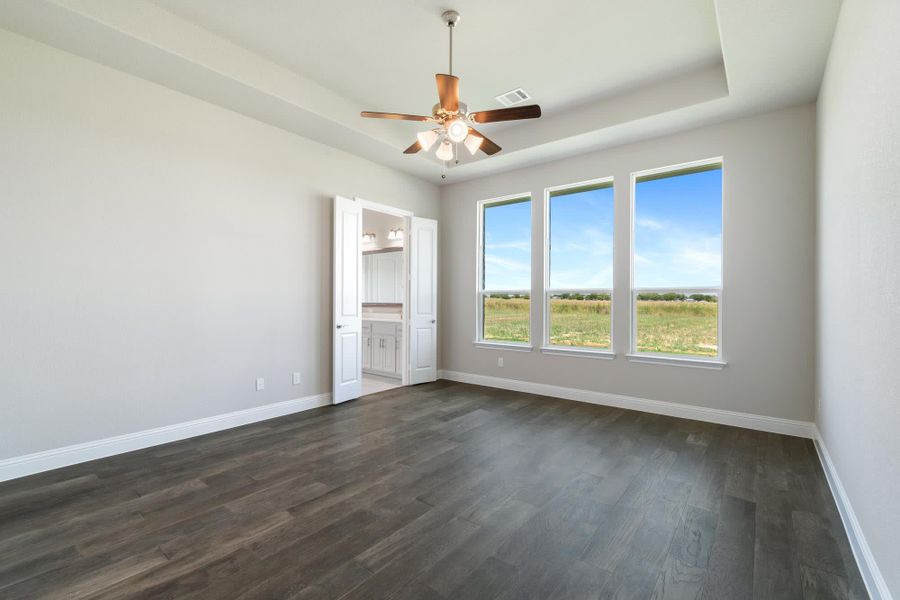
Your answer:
[442,10,461,27]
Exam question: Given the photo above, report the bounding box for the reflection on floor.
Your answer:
[362,373,402,396]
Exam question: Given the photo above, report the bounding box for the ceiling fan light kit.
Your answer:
[360,9,542,166]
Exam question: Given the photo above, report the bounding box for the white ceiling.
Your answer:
[149,0,723,118]
[0,0,842,184]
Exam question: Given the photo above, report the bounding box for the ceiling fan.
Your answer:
[360,10,541,162]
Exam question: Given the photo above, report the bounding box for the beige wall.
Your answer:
[439,104,817,422]
[817,0,900,595]
[0,30,438,459]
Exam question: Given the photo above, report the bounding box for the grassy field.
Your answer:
[483,297,718,356]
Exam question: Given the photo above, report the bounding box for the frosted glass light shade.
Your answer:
[435,139,454,161]
[416,129,439,151]
[446,118,468,143]
[464,134,483,155]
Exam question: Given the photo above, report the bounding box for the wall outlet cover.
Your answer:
[256,377,265,391]
[292,372,302,385]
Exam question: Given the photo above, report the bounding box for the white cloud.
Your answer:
[486,240,530,252]
[484,255,530,272]
[636,218,664,231]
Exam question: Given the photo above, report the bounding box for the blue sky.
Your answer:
[483,168,722,290]
[634,168,722,288]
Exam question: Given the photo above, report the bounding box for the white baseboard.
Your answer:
[813,427,892,600]
[0,393,332,483]
[438,370,815,438]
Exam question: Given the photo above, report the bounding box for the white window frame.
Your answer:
[541,177,616,359]
[475,193,533,351]
[628,158,726,369]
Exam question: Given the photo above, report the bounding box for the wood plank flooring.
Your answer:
[0,381,867,599]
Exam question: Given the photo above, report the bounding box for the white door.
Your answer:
[333,196,362,404]
[409,217,438,384]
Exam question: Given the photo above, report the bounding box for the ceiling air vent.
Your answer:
[495,88,531,107]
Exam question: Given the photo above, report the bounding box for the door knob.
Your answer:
[431,320,436,324]
[336,324,344,329]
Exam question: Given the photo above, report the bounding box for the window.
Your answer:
[543,178,615,354]
[631,159,723,364]
[477,194,532,346]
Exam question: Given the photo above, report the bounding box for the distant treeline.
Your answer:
[487,292,717,302]
[638,293,717,302]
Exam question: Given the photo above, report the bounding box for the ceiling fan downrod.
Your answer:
[442,10,460,77]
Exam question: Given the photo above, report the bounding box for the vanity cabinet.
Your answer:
[362,321,402,378]
[363,250,404,304]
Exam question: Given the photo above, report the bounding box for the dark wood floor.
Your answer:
[0,381,867,599]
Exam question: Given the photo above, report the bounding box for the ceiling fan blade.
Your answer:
[471,104,542,123]
[468,127,501,155]
[435,74,459,112]
[403,140,422,154]
[361,111,431,121]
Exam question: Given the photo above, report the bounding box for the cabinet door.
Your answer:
[374,254,394,303]
[371,335,385,372]
[363,254,375,303]
[382,334,396,374]
[393,325,403,375]
[393,253,405,303]
[362,333,372,369]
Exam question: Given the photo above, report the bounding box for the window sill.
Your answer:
[474,341,534,352]
[540,347,616,360]
[625,353,726,370]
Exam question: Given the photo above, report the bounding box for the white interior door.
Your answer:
[333,196,362,404]
[409,217,438,384]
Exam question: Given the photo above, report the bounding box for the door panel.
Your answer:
[409,217,438,384]
[332,196,362,404]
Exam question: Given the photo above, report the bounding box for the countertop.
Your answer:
[362,316,402,323]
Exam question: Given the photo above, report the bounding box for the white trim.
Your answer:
[540,347,616,360]
[437,370,813,438]
[475,192,533,345]
[473,341,533,352]
[353,196,414,218]
[0,393,332,483]
[813,427,893,600]
[543,177,616,354]
[626,353,726,370]
[629,158,725,362]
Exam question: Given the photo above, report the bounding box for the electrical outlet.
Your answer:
[498,357,504,368]
[292,372,302,385]
[256,377,265,391]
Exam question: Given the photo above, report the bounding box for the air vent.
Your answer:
[495,88,531,107]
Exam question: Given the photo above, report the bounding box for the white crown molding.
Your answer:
[813,427,893,600]
[437,369,815,438]
[0,393,332,483]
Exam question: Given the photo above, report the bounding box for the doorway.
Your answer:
[361,208,406,396]
[332,196,437,404]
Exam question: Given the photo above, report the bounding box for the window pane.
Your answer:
[636,293,718,356]
[549,293,611,349]
[549,184,614,289]
[634,166,722,288]
[483,294,530,343]
[483,198,531,291]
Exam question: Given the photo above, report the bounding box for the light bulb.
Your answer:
[464,134,483,155]
[446,118,468,143]
[416,129,439,151]
[435,139,454,161]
